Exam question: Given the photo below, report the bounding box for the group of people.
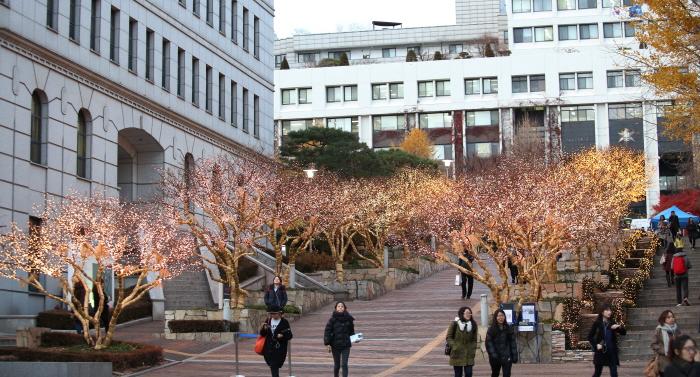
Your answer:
[657,212,694,306]
[647,309,700,377]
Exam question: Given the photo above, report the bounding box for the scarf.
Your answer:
[658,323,678,355]
[455,317,472,332]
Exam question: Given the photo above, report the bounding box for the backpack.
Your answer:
[673,255,688,275]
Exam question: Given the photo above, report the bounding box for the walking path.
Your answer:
[123,268,646,376]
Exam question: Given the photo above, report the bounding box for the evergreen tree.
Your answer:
[280,56,290,70]
[484,43,495,57]
[406,50,418,62]
[433,51,443,61]
[339,52,349,66]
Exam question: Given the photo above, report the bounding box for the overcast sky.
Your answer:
[274,0,456,39]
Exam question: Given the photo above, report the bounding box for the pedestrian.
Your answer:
[486,309,518,377]
[507,252,519,284]
[264,275,288,311]
[663,335,700,377]
[688,219,698,249]
[670,211,680,239]
[260,306,293,377]
[671,246,692,306]
[92,277,111,329]
[651,310,683,376]
[663,241,677,288]
[587,304,626,377]
[447,306,478,377]
[71,275,87,334]
[659,217,672,249]
[458,251,474,299]
[323,301,355,377]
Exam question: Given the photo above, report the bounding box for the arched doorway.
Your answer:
[117,128,164,202]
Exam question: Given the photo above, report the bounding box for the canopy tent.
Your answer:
[650,205,700,229]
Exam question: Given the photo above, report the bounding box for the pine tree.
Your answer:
[339,52,349,66]
[280,57,290,70]
[400,128,434,159]
[406,50,417,62]
[484,43,495,57]
[433,51,443,61]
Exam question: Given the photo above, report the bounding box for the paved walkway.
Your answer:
[124,269,646,376]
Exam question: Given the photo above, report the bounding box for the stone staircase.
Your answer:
[619,238,700,361]
[162,270,217,310]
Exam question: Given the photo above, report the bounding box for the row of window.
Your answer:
[283,44,464,67]
[512,0,633,13]
[42,1,262,137]
[514,21,635,43]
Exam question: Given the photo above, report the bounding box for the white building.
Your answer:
[274,0,689,217]
[0,0,274,331]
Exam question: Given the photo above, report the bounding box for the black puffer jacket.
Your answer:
[486,323,518,363]
[663,359,700,377]
[324,311,355,350]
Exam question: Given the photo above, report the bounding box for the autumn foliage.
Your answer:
[400,128,434,159]
[653,189,700,216]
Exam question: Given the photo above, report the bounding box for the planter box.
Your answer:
[0,362,112,377]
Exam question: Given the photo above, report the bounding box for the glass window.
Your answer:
[30,91,46,165]
[372,84,387,100]
[607,70,623,88]
[579,23,599,39]
[109,7,120,63]
[242,87,248,132]
[162,39,171,91]
[297,52,317,63]
[512,0,531,12]
[253,16,260,58]
[449,44,463,54]
[253,94,259,138]
[145,29,154,81]
[603,0,632,7]
[230,81,237,127]
[242,7,249,51]
[177,48,185,97]
[535,26,554,42]
[328,51,350,60]
[47,0,59,30]
[205,66,213,112]
[578,0,597,9]
[608,103,642,120]
[624,22,636,38]
[298,88,311,104]
[604,22,622,38]
[344,85,358,101]
[407,46,421,55]
[557,0,576,10]
[418,81,434,97]
[577,72,593,89]
[219,0,226,33]
[326,86,341,103]
[382,48,397,58]
[389,83,404,99]
[281,119,312,135]
[512,76,528,93]
[466,110,499,126]
[69,0,81,42]
[281,89,297,105]
[90,0,101,52]
[561,105,595,122]
[373,115,405,131]
[327,117,359,133]
[483,77,498,94]
[128,18,137,72]
[558,25,578,41]
[436,80,451,96]
[559,73,576,91]
[530,75,546,92]
[191,57,199,106]
[419,112,452,129]
[465,78,481,95]
[534,0,552,11]
[468,143,498,158]
[624,70,641,87]
[514,27,533,43]
[275,54,285,68]
[231,0,238,44]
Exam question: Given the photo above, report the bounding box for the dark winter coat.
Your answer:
[587,318,626,366]
[670,215,680,232]
[664,243,677,272]
[447,320,478,367]
[663,359,700,377]
[264,284,288,310]
[260,317,293,368]
[485,323,518,364]
[324,311,355,350]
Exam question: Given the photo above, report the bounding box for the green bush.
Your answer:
[36,310,74,330]
[406,50,417,62]
[339,52,349,66]
[244,304,301,314]
[317,58,342,67]
[484,43,495,57]
[167,320,239,333]
[433,51,444,61]
[280,56,290,69]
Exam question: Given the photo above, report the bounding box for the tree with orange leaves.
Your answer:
[400,128,434,159]
[0,196,195,349]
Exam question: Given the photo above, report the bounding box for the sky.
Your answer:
[274,0,456,39]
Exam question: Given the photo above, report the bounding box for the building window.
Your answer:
[372,84,387,100]
[230,81,237,127]
[512,76,528,93]
[561,105,595,122]
[344,85,357,101]
[468,143,498,158]
[624,21,636,38]
[218,73,225,119]
[326,86,341,103]
[69,0,81,42]
[534,26,553,42]
[579,23,599,39]
[448,44,463,54]
[30,90,47,165]
[407,46,421,55]
[205,65,213,112]
[328,51,349,60]
[231,0,238,44]
[76,109,91,179]
[559,73,576,91]
[557,0,576,10]
[436,80,450,96]
[219,0,226,34]
[465,79,480,95]
[109,7,119,63]
[242,87,249,132]
[281,89,297,105]
[372,115,405,131]
[177,48,185,97]
[578,0,596,8]
[46,0,59,30]
[483,77,498,94]
[608,103,642,120]
[327,117,359,133]
[625,69,641,87]
[128,18,138,73]
[162,39,171,91]
[558,25,577,41]
[534,0,552,11]
[191,57,199,106]
[419,112,452,129]
[607,70,623,88]
[297,52,317,63]
[382,48,396,58]
[275,54,286,68]
[90,0,101,52]
[254,16,260,59]
[179,0,186,7]
[253,95,259,138]
[146,29,155,81]
[603,22,623,38]
[466,110,499,127]
[530,75,546,92]
[389,83,404,99]
[242,7,249,51]
[281,119,312,135]
[603,0,632,7]
[418,81,434,97]
[206,0,213,26]
[193,0,200,17]
[514,27,533,43]
[512,0,531,13]
[577,72,593,89]
[298,88,311,104]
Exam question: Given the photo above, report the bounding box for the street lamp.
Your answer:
[303,164,317,179]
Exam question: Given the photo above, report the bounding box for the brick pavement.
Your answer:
[125,269,647,376]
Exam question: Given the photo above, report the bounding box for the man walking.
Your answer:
[458,251,474,300]
[669,210,680,239]
[671,246,692,306]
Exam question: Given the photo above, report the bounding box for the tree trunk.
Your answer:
[335,263,345,283]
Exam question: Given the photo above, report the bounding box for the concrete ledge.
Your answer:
[0,361,112,377]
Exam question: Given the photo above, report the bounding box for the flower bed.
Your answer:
[0,332,162,372]
[167,320,239,333]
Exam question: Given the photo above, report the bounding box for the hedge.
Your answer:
[0,332,163,372]
[36,310,74,330]
[244,304,301,314]
[167,320,239,333]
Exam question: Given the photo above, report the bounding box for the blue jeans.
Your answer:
[454,365,474,377]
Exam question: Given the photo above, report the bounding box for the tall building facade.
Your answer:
[0,0,274,331]
[274,0,686,217]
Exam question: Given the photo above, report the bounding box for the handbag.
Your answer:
[660,254,666,265]
[254,335,266,355]
[643,355,659,377]
[455,274,461,286]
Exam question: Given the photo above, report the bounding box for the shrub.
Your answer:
[245,304,301,314]
[36,310,74,330]
[484,43,495,57]
[433,51,444,61]
[294,252,336,273]
[280,57,290,70]
[406,50,417,62]
[167,320,239,333]
[116,286,152,324]
[317,58,341,67]
[339,52,349,66]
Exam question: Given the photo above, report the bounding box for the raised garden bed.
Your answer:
[167,320,239,333]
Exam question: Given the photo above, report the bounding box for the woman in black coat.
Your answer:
[664,335,700,377]
[485,309,518,377]
[260,306,293,377]
[587,304,626,377]
[324,301,355,377]
[264,275,288,311]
